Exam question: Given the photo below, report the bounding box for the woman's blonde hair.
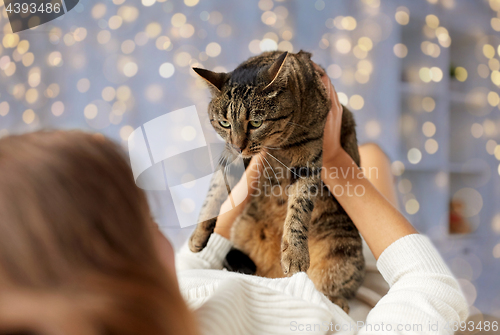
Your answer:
[0,131,198,335]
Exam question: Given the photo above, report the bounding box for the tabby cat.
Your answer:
[189,50,364,312]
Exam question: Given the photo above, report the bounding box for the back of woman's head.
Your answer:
[0,131,198,335]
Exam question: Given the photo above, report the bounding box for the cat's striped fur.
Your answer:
[189,51,365,312]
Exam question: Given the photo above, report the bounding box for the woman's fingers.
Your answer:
[219,154,262,215]
[215,155,263,238]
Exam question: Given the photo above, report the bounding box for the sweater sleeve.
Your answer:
[358,234,469,335]
[175,233,233,272]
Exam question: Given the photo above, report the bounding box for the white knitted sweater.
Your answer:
[176,233,468,334]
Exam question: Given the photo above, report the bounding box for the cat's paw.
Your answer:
[188,231,211,253]
[280,240,310,275]
[189,219,217,252]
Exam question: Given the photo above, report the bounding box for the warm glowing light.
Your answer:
[122,40,136,54]
[92,3,107,19]
[395,7,410,25]
[258,0,274,11]
[171,13,187,27]
[405,199,420,214]
[84,104,98,119]
[391,161,405,176]
[478,64,490,78]
[471,123,484,138]
[123,62,138,77]
[156,36,171,50]
[349,95,364,110]
[393,43,408,58]
[494,244,500,258]
[262,11,277,25]
[97,30,111,44]
[358,37,373,51]
[494,145,500,160]
[353,46,367,59]
[48,51,62,66]
[398,179,412,194]
[159,62,175,78]
[45,84,60,98]
[0,102,9,117]
[108,16,123,30]
[493,214,500,233]
[483,119,497,137]
[419,67,432,83]
[408,148,422,164]
[492,18,500,31]
[118,6,139,22]
[23,109,36,124]
[146,22,162,38]
[335,38,351,54]
[453,188,483,217]
[77,78,90,93]
[102,87,116,102]
[491,70,500,86]
[425,139,438,154]
[206,42,221,57]
[17,40,29,54]
[51,101,64,116]
[184,0,199,6]
[25,88,38,104]
[117,86,132,101]
[431,67,443,82]
[337,92,348,105]
[327,64,342,79]
[421,41,440,58]
[120,125,134,141]
[487,91,500,106]
[489,58,500,71]
[341,16,357,30]
[425,14,439,29]
[422,122,436,137]
[455,67,468,82]
[145,84,163,102]
[486,140,498,155]
[419,67,442,82]
[483,44,496,59]
[259,39,277,52]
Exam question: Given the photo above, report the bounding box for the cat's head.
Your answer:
[193,51,323,158]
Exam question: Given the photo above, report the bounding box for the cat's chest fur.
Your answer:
[229,155,300,278]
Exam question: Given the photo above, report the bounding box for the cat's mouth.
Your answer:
[238,150,256,159]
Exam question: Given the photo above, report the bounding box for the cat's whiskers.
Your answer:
[265,152,305,180]
[262,154,279,185]
[259,155,274,187]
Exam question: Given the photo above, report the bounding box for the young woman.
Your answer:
[0,132,198,335]
[0,71,467,334]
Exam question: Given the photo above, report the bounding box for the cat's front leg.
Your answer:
[189,169,229,252]
[281,168,321,275]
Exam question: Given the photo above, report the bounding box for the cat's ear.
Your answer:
[262,51,288,91]
[193,67,227,94]
[297,50,312,60]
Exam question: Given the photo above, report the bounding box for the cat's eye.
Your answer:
[249,120,263,128]
[219,120,231,128]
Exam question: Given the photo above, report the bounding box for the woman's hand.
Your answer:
[313,63,344,166]
[213,155,262,239]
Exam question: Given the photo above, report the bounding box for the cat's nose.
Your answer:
[232,139,247,152]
